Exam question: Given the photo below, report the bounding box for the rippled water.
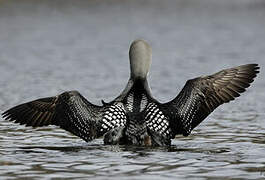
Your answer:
[0,0,265,179]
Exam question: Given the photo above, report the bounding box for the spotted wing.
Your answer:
[144,102,171,137]
[163,64,259,136]
[98,103,127,134]
[2,90,127,142]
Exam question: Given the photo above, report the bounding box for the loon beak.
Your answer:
[129,39,152,80]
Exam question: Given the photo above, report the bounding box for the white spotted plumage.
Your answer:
[100,103,127,132]
[145,103,171,136]
[140,94,148,112]
[126,93,134,112]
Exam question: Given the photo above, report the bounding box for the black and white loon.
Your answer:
[2,40,260,146]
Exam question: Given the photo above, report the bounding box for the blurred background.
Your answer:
[0,0,264,179]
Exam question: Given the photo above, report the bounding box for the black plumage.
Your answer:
[162,64,260,137]
[3,91,127,142]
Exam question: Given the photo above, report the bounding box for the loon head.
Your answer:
[129,39,152,80]
[114,39,153,102]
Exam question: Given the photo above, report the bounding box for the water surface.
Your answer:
[0,0,265,179]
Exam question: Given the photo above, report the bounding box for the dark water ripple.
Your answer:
[0,0,265,179]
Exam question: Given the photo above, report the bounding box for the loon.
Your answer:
[2,40,259,146]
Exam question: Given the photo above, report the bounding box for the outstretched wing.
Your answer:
[2,90,127,142]
[162,64,259,136]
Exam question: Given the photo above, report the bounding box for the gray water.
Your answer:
[0,0,265,179]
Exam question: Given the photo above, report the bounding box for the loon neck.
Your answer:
[131,78,149,92]
[115,78,153,102]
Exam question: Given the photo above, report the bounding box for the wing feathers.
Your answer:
[164,64,259,136]
[2,91,101,141]
[2,91,128,142]
[3,96,58,127]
